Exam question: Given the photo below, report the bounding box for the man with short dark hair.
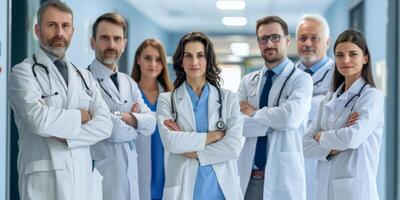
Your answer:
[237,15,313,200]
[88,12,156,200]
[9,1,112,199]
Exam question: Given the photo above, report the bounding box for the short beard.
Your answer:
[40,42,66,58]
[300,55,318,67]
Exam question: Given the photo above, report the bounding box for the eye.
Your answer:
[144,56,152,61]
[335,53,343,58]
[62,23,71,29]
[184,54,192,59]
[113,36,122,42]
[156,58,162,63]
[100,35,109,41]
[350,52,358,57]
[197,53,205,59]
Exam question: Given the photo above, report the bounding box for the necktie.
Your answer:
[304,68,314,76]
[254,69,274,169]
[110,72,119,91]
[54,59,68,85]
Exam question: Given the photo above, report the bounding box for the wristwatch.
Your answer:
[113,111,122,119]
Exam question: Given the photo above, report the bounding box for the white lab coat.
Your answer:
[9,48,112,200]
[135,83,166,200]
[88,59,156,200]
[237,60,313,200]
[296,58,334,200]
[157,82,244,200]
[303,78,384,200]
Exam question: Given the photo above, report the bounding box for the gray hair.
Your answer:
[296,14,330,38]
[37,0,73,26]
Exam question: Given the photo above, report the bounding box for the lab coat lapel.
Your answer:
[268,61,294,106]
[208,84,221,131]
[117,73,130,105]
[175,83,196,131]
[65,60,79,109]
[36,49,68,93]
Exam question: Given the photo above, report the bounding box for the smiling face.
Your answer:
[334,41,368,80]
[137,46,163,80]
[296,19,330,67]
[181,41,207,82]
[35,6,74,58]
[257,22,290,67]
[91,21,127,70]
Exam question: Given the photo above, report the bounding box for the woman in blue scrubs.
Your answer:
[157,32,244,200]
[131,38,173,200]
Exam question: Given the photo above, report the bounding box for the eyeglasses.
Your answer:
[257,34,284,44]
[297,35,321,43]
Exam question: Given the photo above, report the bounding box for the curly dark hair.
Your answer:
[172,32,221,88]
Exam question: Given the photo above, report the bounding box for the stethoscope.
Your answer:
[88,65,128,105]
[294,62,331,86]
[32,54,92,99]
[329,82,368,112]
[251,67,296,106]
[170,84,226,130]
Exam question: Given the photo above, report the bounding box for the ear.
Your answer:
[363,54,369,64]
[34,24,40,38]
[326,37,331,47]
[285,35,291,46]
[90,37,95,50]
[122,38,128,53]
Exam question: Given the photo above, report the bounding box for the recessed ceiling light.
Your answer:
[216,0,246,10]
[222,17,247,26]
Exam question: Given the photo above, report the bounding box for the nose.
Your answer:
[55,25,65,37]
[265,39,274,48]
[304,37,312,46]
[344,55,351,63]
[150,59,157,67]
[107,39,116,49]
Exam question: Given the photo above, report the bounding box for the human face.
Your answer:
[335,42,368,80]
[91,21,127,70]
[257,22,290,67]
[296,19,330,67]
[182,41,207,82]
[35,6,74,58]
[137,46,163,80]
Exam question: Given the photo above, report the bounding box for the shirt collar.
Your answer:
[41,47,66,63]
[263,57,288,76]
[90,59,117,78]
[300,56,329,73]
[336,77,366,100]
[185,82,209,107]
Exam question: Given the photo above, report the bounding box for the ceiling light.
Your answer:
[230,43,250,56]
[216,0,246,10]
[222,17,247,26]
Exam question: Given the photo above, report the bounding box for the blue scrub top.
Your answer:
[186,83,225,200]
[140,89,165,200]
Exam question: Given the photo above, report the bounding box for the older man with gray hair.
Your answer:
[296,14,333,200]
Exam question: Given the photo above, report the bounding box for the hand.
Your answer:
[346,112,360,127]
[131,103,139,113]
[121,112,138,128]
[163,119,181,131]
[240,101,256,116]
[329,149,341,156]
[313,131,322,143]
[182,152,198,160]
[206,131,225,144]
[80,109,91,124]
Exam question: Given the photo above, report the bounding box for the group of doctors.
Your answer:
[8,1,384,200]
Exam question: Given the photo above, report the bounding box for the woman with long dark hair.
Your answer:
[303,29,384,200]
[156,32,244,200]
[131,38,172,200]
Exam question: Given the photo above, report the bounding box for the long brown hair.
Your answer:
[332,29,376,91]
[172,32,221,88]
[131,38,173,92]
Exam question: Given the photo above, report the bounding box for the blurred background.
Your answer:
[0,0,399,199]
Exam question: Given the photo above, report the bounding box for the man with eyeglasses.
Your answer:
[296,15,337,200]
[88,13,156,200]
[237,15,313,200]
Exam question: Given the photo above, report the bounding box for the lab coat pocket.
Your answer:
[332,178,359,200]
[163,185,181,200]
[24,159,65,200]
[276,152,303,189]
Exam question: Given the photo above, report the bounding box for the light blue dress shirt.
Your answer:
[298,56,329,74]
[186,83,225,200]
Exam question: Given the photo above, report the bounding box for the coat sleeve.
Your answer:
[303,96,331,161]
[238,73,271,138]
[197,93,244,166]
[318,89,384,150]
[252,73,313,131]
[9,62,82,138]
[157,93,207,154]
[107,80,156,142]
[66,71,113,148]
